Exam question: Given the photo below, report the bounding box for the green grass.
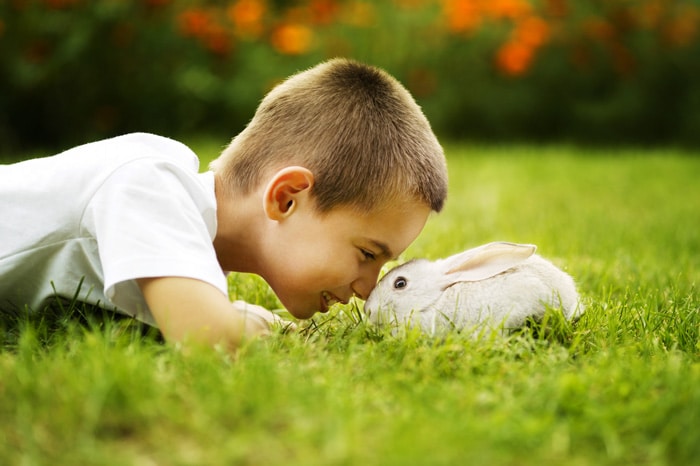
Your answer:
[2,143,699,465]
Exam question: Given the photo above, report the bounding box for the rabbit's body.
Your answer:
[423,255,581,333]
[364,242,583,334]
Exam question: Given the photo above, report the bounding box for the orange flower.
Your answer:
[443,0,482,34]
[495,40,533,75]
[485,0,531,20]
[637,0,664,30]
[271,23,313,55]
[179,8,233,55]
[228,0,266,38]
[204,24,233,55]
[514,16,550,48]
[310,0,339,25]
[179,8,211,37]
[662,5,700,47]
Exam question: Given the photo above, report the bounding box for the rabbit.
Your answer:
[363,241,584,335]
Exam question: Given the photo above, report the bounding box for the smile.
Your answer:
[321,291,341,312]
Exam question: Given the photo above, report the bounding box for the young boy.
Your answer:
[0,59,448,350]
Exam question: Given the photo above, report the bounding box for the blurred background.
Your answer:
[1,0,699,154]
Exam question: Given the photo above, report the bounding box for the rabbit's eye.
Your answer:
[393,277,408,289]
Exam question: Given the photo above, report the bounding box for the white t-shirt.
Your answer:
[0,133,228,325]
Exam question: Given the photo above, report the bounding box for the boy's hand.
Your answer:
[231,300,297,333]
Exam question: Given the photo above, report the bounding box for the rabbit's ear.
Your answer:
[438,242,536,288]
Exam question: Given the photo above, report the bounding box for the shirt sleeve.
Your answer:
[82,157,228,321]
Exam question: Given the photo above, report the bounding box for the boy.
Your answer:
[0,59,448,350]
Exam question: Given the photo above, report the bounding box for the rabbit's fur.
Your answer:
[364,242,584,335]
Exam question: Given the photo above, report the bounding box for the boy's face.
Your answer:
[262,196,431,320]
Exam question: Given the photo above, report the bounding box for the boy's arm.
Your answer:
[137,277,281,350]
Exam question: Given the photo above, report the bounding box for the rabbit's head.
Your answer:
[364,242,537,326]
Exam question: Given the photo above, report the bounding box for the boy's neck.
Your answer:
[212,174,266,274]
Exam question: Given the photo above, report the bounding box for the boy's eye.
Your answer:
[361,249,376,261]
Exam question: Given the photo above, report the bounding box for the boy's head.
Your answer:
[212,58,447,214]
[211,59,448,319]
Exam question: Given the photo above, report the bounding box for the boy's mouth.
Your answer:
[321,291,341,313]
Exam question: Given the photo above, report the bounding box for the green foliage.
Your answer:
[2,0,700,152]
[1,144,698,465]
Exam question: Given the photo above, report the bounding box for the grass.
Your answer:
[1,142,699,465]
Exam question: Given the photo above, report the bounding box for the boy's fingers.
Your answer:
[232,300,298,331]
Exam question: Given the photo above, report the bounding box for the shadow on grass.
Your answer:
[0,291,163,352]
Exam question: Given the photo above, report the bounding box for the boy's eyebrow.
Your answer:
[369,240,394,260]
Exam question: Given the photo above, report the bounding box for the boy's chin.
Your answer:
[287,309,318,320]
[282,301,319,320]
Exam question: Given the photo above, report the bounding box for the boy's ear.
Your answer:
[263,166,315,220]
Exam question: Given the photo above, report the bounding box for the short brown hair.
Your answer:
[211,58,447,213]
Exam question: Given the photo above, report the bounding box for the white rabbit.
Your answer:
[363,242,584,335]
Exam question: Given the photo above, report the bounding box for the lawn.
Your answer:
[1,142,698,465]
